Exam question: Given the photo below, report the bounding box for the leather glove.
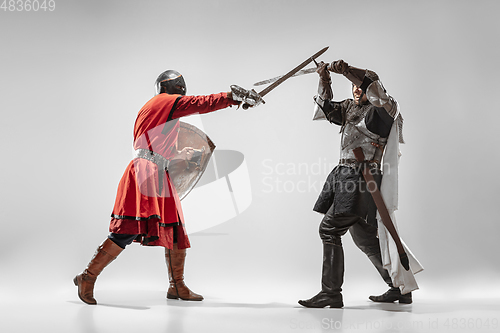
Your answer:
[316,61,333,100]
[316,61,331,82]
[329,59,366,89]
[328,59,349,75]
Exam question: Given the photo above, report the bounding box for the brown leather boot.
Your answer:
[165,244,203,301]
[73,238,123,305]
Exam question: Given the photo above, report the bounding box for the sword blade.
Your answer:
[253,67,317,86]
[256,46,328,97]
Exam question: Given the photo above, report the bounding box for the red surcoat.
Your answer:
[109,92,237,249]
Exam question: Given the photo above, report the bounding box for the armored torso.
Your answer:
[339,102,387,164]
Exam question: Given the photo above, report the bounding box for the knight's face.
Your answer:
[173,84,187,96]
[352,84,367,105]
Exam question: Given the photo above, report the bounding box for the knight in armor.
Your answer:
[298,60,420,308]
[74,70,262,305]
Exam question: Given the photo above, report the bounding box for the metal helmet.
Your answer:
[154,70,187,96]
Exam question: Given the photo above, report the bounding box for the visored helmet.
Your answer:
[154,70,187,96]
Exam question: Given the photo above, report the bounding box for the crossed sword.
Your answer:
[254,47,410,271]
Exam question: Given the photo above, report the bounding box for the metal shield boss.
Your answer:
[168,121,216,200]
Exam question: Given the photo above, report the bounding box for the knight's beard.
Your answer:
[354,92,364,105]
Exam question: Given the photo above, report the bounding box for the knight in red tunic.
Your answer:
[74,70,261,305]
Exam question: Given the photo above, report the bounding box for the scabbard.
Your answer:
[353,147,410,271]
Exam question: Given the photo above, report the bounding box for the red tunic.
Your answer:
[109,92,238,249]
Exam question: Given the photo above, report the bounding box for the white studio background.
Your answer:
[1,0,499,306]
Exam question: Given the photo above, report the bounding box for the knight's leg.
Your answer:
[165,226,203,301]
[298,212,359,308]
[349,223,412,303]
[73,235,133,305]
[349,222,393,286]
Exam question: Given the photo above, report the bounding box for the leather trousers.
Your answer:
[319,210,393,292]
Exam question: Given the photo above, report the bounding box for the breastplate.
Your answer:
[339,105,387,162]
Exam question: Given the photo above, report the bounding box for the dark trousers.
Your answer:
[108,233,137,249]
[108,227,178,249]
[319,210,392,295]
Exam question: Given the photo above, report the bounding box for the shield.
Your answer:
[168,121,216,200]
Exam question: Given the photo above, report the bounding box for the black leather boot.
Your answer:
[298,291,343,308]
[298,242,344,308]
[366,253,412,304]
[369,287,412,304]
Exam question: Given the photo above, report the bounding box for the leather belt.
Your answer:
[134,149,172,195]
[339,158,380,168]
[134,149,170,170]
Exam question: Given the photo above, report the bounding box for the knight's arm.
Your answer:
[329,60,398,119]
[312,61,344,125]
[365,79,398,119]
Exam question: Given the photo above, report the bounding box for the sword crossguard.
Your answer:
[312,57,319,68]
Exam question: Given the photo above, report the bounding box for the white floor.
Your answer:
[3,286,499,333]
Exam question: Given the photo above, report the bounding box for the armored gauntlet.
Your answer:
[230,85,265,107]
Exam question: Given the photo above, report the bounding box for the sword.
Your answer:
[253,67,317,86]
[353,147,410,271]
[243,46,329,109]
[252,53,324,87]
